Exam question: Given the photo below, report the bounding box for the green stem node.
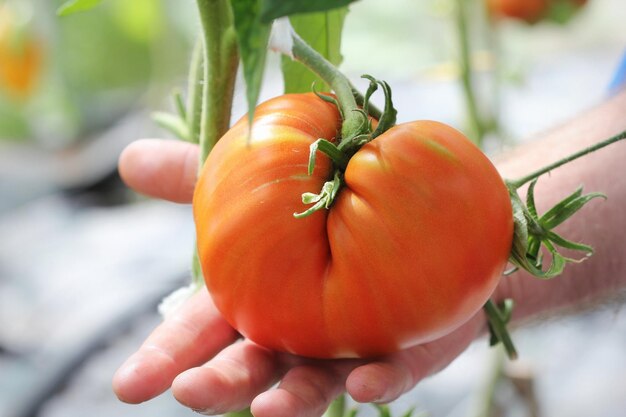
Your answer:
[484,299,518,360]
[291,33,364,141]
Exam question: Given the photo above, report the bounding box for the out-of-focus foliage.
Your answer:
[0,0,193,147]
[57,0,104,16]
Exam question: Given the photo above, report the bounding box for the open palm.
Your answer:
[113,138,485,417]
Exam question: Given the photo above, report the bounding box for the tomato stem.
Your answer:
[186,37,205,146]
[195,0,239,163]
[191,0,239,286]
[290,32,367,141]
[484,299,518,360]
[509,129,626,189]
[455,0,486,146]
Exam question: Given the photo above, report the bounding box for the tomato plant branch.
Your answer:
[186,38,205,146]
[486,129,626,357]
[291,32,366,141]
[487,130,626,357]
[508,129,626,189]
[188,39,204,287]
[484,299,517,359]
[455,0,486,146]
[196,0,239,163]
[189,0,239,288]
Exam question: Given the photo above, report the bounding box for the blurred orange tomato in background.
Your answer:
[0,3,42,99]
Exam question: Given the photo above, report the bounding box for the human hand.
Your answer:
[113,139,486,417]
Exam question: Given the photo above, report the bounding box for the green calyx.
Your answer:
[293,75,397,218]
[486,129,626,359]
[507,178,605,279]
[504,128,626,279]
[286,29,397,218]
[486,179,606,359]
[293,171,342,219]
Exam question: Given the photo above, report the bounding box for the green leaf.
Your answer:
[540,240,568,276]
[508,189,530,262]
[363,76,397,139]
[57,0,103,16]
[546,231,594,255]
[230,0,272,126]
[282,8,348,94]
[546,0,584,25]
[294,172,342,218]
[151,112,190,142]
[540,189,606,230]
[400,408,418,417]
[346,410,359,417]
[225,408,254,417]
[260,0,358,23]
[374,404,392,417]
[526,178,539,219]
[324,395,346,417]
[308,138,347,174]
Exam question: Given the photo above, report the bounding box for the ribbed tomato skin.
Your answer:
[193,94,513,358]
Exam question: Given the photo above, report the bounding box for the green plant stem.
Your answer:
[509,129,626,189]
[291,33,363,141]
[455,0,485,146]
[325,394,347,417]
[473,349,505,417]
[485,10,504,142]
[225,409,254,417]
[186,37,205,146]
[484,300,518,360]
[196,0,239,163]
[191,0,238,292]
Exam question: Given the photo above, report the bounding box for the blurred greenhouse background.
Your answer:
[1,0,625,417]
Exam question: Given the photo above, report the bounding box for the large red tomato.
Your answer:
[193,93,513,358]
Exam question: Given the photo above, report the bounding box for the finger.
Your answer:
[171,340,282,415]
[250,361,357,417]
[118,139,199,203]
[112,290,238,403]
[346,315,483,404]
